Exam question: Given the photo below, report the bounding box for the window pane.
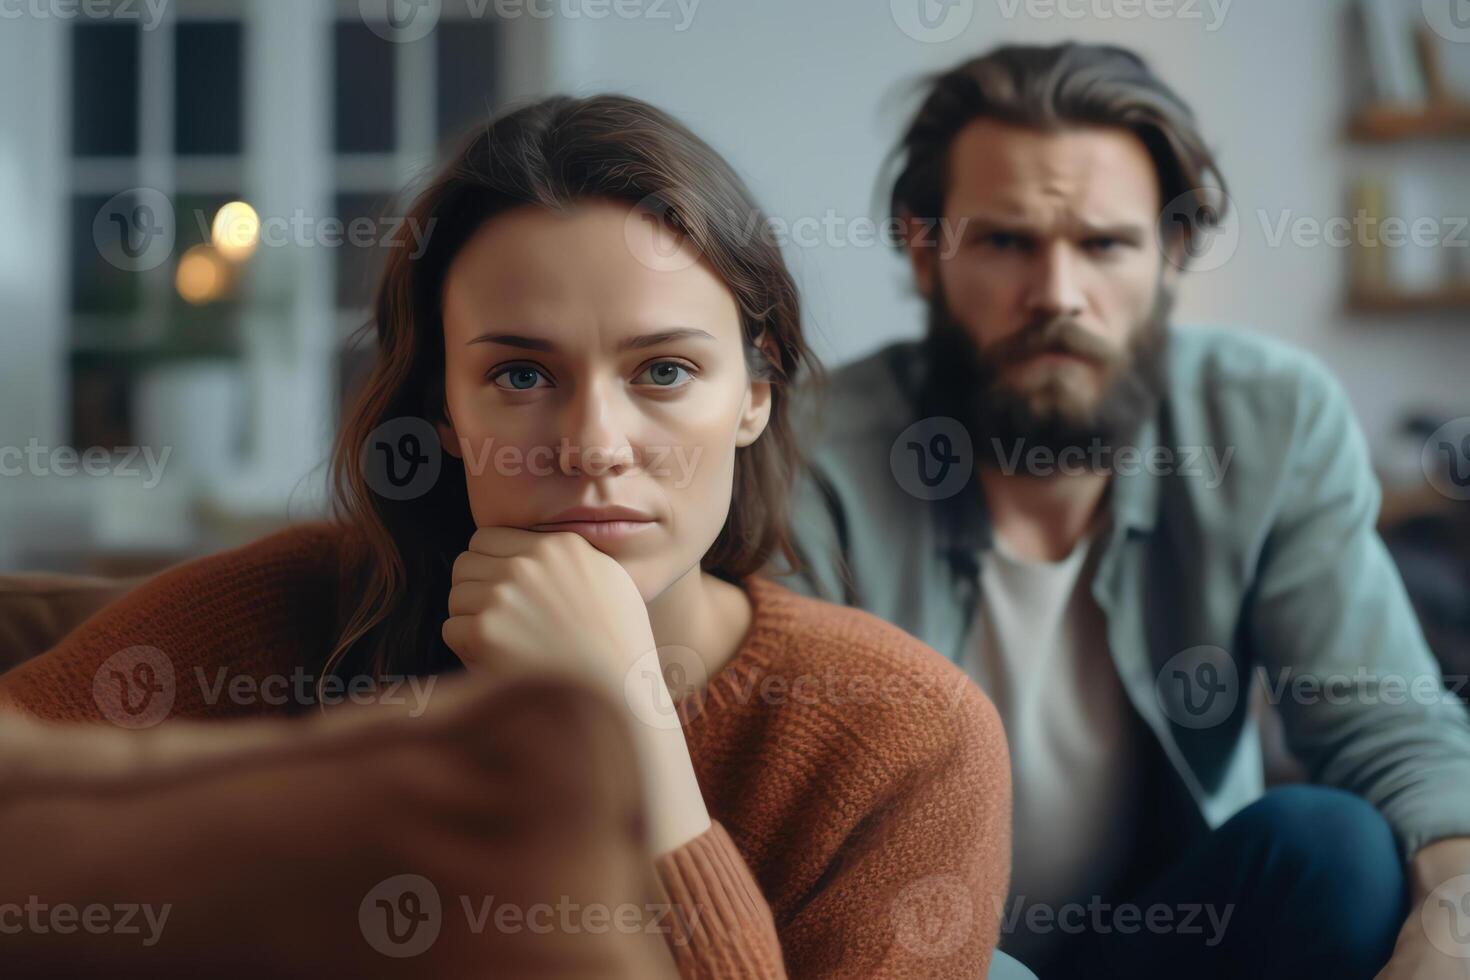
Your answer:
[71,191,143,314]
[436,20,499,145]
[334,21,397,153]
[72,22,140,156]
[175,21,244,155]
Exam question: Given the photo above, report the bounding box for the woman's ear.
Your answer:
[736,332,776,448]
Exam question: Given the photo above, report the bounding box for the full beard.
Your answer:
[920,287,1173,473]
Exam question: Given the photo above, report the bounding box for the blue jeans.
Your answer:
[1046,786,1407,979]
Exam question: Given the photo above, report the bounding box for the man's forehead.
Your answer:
[945,118,1161,217]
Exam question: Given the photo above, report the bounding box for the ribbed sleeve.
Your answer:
[654,820,786,978]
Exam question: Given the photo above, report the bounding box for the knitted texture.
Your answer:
[0,522,1011,977]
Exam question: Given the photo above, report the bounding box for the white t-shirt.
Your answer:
[960,524,1143,965]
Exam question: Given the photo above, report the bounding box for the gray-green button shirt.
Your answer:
[773,325,1470,859]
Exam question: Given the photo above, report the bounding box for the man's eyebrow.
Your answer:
[465,328,716,351]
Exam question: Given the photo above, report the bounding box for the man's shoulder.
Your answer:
[1168,325,1344,405]
[795,340,922,448]
[1164,325,1353,447]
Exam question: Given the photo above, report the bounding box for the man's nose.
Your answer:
[1023,241,1086,321]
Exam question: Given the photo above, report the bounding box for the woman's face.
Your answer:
[436,198,771,601]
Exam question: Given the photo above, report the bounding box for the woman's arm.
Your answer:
[0,523,343,724]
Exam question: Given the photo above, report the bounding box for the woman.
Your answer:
[0,95,1010,977]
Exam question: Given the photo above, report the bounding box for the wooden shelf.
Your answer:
[1347,283,1470,314]
[1347,103,1470,143]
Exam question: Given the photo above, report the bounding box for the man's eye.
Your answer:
[633,361,693,387]
[490,365,551,390]
[984,232,1025,252]
[1084,237,1121,253]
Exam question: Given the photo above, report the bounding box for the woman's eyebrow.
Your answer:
[465,328,717,352]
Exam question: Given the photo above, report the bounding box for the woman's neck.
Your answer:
[646,566,754,685]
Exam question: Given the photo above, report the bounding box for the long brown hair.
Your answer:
[321,95,814,689]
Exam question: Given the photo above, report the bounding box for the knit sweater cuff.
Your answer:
[654,820,786,978]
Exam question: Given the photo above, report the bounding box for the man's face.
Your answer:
[912,118,1177,448]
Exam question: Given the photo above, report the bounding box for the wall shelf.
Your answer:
[1347,102,1470,143]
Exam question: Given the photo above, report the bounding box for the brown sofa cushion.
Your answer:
[0,573,137,673]
[0,671,679,979]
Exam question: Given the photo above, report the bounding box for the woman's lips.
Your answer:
[531,519,657,543]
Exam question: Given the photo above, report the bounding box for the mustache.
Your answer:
[983,317,1120,367]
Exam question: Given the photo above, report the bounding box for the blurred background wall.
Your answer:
[1,0,1468,575]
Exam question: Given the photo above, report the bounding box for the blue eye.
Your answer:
[490,365,550,390]
[634,361,692,387]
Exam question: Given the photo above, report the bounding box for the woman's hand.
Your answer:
[442,525,658,695]
[442,525,711,854]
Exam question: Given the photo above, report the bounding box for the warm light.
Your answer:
[211,200,260,262]
[176,245,229,305]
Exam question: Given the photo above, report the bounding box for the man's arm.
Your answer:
[1246,361,1470,857]
[1245,363,1470,972]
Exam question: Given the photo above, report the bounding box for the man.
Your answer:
[776,43,1470,978]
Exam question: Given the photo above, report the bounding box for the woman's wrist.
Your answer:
[620,678,712,855]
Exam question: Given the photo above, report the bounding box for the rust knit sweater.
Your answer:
[0,521,1011,978]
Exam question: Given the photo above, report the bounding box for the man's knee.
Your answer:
[1232,786,1405,966]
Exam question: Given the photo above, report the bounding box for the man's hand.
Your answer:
[1376,838,1470,979]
